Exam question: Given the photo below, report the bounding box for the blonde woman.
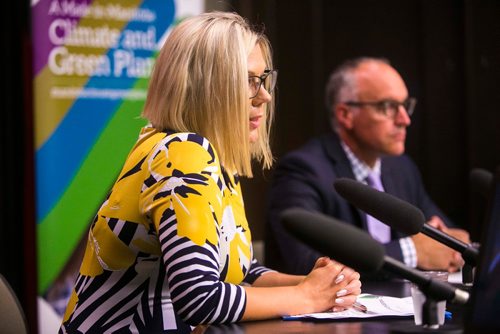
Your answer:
[60,12,361,333]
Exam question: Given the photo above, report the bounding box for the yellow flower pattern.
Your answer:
[140,131,253,284]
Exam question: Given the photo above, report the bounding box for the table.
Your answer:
[192,280,467,334]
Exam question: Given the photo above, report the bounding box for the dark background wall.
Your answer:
[1,1,37,332]
[231,0,500,245]
[1,0,499,331]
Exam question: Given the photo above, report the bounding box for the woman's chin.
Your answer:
[249,131,259,143]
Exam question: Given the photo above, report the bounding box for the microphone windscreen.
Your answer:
[334,178,425,235]
[281,207,385,273]
[469,168,493,199]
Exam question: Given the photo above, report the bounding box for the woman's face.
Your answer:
[247,44,272,143]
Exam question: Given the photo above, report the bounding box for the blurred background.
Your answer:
[1,0,499,332]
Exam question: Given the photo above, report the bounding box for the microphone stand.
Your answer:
[422,297,439,329]
[384,257,467,333]
[462,263,474,287]
[417,281,448,330]
[391,292,464,334]
[421,224,479,285]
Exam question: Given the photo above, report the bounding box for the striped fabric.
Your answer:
[60,126,272,333]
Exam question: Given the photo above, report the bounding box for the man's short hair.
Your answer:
[325,57,390,121]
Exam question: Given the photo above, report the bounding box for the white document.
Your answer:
[283,293,414,321]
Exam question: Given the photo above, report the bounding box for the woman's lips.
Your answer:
[250,115,262,129]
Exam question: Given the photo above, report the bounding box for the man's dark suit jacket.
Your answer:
[265,132,452,276]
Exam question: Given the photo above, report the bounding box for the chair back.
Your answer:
[0,274,28,334]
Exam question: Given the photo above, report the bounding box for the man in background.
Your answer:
[266,57,470,276]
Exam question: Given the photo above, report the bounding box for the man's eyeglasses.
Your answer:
[248,69,277,99]
[344,97,417,118]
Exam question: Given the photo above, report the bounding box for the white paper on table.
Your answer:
[282,293,414,321]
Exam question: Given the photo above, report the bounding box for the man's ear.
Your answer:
[335,104,354,129]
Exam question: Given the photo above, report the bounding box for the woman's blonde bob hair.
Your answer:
[142,11,275,177]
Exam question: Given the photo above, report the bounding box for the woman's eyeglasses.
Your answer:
[248,69,277,99]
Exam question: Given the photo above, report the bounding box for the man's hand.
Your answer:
[412,216,470,272]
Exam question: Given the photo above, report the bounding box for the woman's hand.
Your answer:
[296,257,361,314]
[330,265,362,312]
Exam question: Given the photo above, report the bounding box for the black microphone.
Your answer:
[281,207,469,304]
[469,168,493,199]
[333,178,479,266]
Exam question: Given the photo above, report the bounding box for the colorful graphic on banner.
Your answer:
[32,0,175,295]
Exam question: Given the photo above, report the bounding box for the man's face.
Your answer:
[344,61,412,159]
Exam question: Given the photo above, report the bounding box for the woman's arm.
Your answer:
[242,258,361,321]
[251,271,304,287]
